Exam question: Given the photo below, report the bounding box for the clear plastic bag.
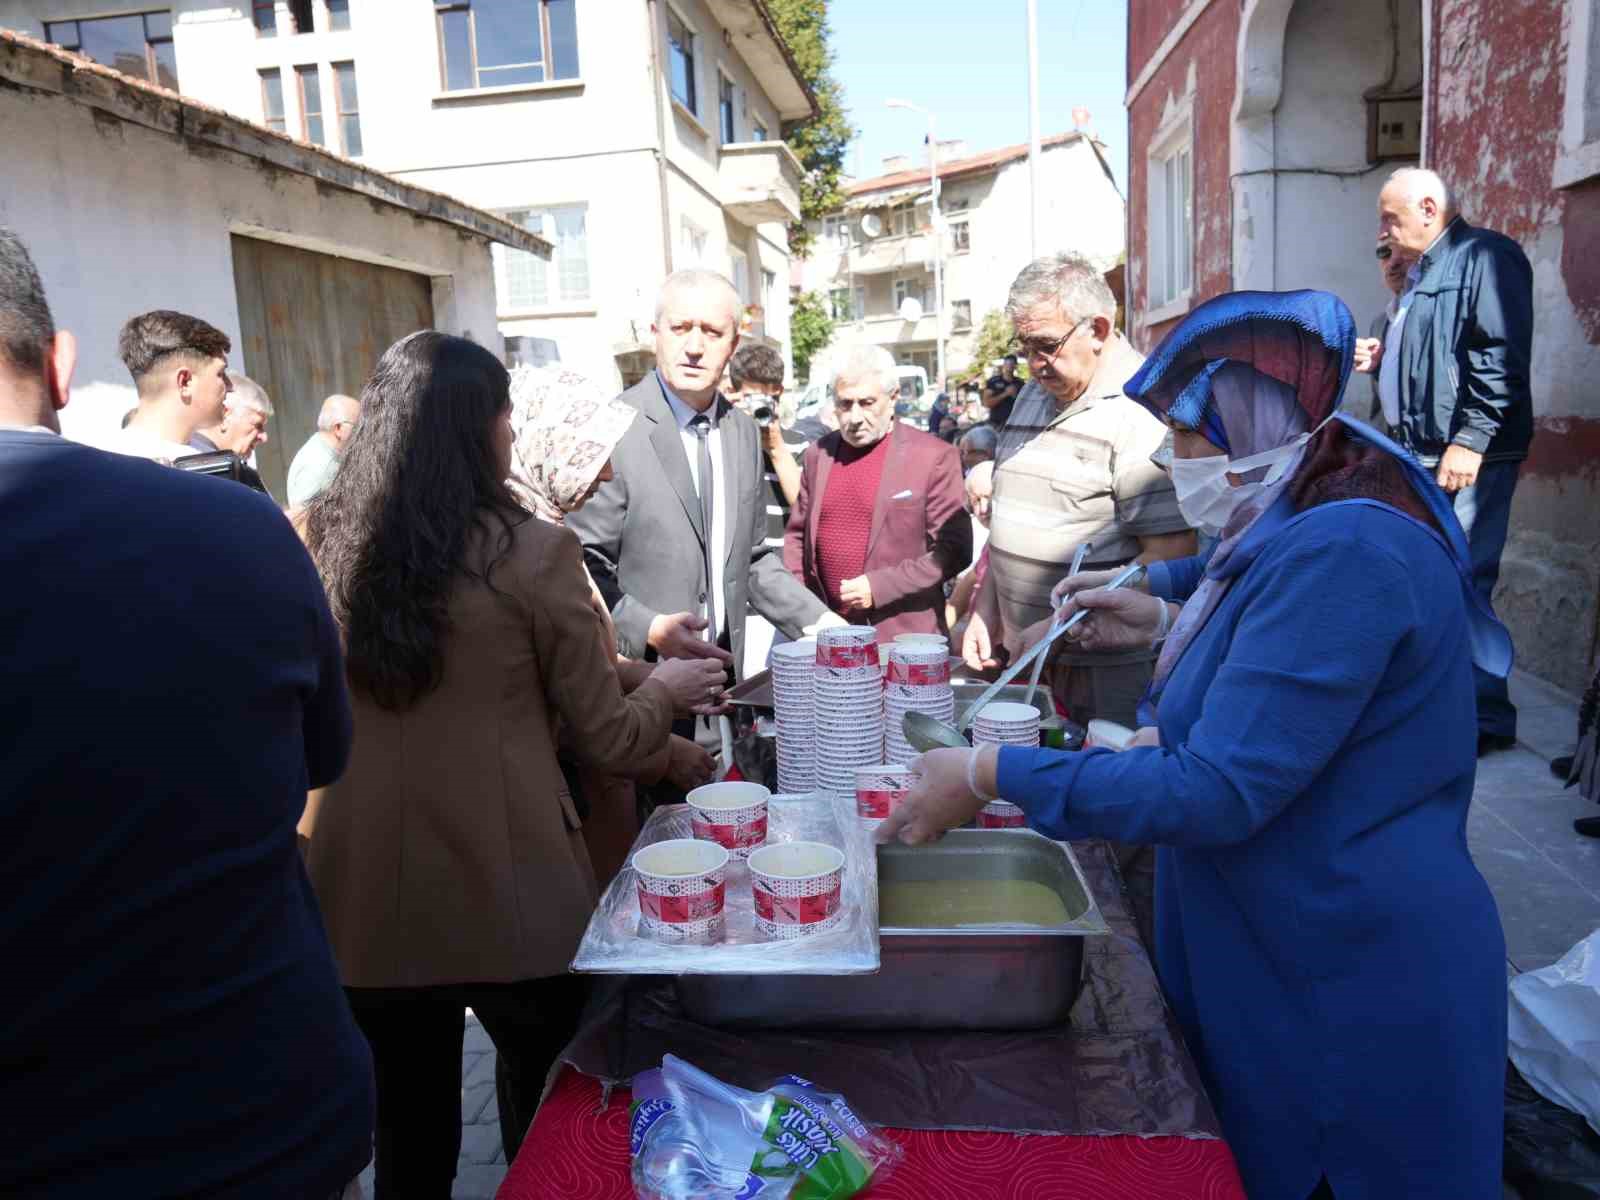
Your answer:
[629,1054,902,1200]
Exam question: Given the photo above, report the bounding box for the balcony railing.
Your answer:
[720,141,803,226]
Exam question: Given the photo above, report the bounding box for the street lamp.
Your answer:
[885,97,945,393]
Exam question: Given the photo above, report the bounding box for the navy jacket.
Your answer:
[1395,216,1534,463]
[0,430,373,1197]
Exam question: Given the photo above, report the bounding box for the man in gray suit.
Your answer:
[569,270,836,794]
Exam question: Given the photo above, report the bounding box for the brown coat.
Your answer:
[784,421,973,642]
[303,515,674,988]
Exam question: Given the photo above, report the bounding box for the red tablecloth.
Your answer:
[499,1067,1248,1200]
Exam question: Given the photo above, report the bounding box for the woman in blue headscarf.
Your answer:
[878,291,1512,1200]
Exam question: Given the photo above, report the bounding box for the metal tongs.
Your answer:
[1023,542,1091,708]
[902,559,1147,752]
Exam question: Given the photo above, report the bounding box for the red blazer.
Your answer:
[784,421,972,642]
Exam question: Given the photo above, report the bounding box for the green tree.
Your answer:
[766,0,853,257]
[954,310,1025,385]
[789,291,835,384]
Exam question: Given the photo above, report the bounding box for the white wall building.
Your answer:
[0,0,815,390]
[0,28,542,498]
[796,132,1125,388]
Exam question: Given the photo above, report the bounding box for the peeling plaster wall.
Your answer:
[1126,0,1240,349]
[1432,0,1600,691]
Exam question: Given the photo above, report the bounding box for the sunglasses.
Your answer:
[1015,318,1089,361]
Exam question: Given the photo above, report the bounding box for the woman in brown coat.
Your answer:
[506,364,717,885]
[298,332,725,1198]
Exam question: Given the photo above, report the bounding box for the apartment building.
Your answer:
[0,0,813,388]
[797,131,1124,386]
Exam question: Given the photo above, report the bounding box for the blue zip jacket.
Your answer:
[1396,216,1533,463]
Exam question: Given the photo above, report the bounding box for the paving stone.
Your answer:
[452,1162,508,1200]
[461,1080,496,1125]
[1468,803,1600,969]
[1514,702,1579,763]
[462,1049,495,1088]
[458,1121,503,1165]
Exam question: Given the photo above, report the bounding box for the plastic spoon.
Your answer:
[903,561,1147,753]
[1023,542,1092,709]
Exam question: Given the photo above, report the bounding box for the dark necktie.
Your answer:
[690,414,717,641]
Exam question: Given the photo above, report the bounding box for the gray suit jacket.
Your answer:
[567,372,828,677]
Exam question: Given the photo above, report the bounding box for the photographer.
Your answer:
[728,342,802,548]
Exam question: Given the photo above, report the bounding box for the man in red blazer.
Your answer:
[785,345,972,642]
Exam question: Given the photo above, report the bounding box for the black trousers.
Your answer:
[345,975,588,1200]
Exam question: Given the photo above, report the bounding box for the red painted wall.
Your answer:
[1126,0,1239,350]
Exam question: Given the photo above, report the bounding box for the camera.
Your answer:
[749,403,777,428]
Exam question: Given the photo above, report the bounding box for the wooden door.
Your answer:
[231,235,435,500]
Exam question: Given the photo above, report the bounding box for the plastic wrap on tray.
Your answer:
[571,793,880,976]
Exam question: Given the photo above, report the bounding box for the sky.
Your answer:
[826,0,1129,195]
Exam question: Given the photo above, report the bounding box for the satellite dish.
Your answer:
[898,297,924,322]
[859,212,884,239]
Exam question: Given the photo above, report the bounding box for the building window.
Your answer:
[893,276,931,313]
[952,300,973,331]
[1556,0,1600,187]
[761,269,777,313]
[729,247,750,302]
[718,72,736,144]
[752,119,768,142]
[1150,141,1192,306]
[287,0,314,33]
[829,288,851,321]
[666,8,696,114]
[853,285,865,320]
[333,61,362,156]
[46,11,176,89]
[327,0,352,31]
[437,0,580,93]
[497,204,589,310]
[679,217,708,266]
[259,68,287,134]
[950,219,970,253]
[253,2,277,37]
[296,64,326,146]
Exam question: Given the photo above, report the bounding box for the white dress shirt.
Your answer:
[659,373,730,638]
[1377,258,1424,431]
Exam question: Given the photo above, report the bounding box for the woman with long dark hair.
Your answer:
[299,332,725,1197]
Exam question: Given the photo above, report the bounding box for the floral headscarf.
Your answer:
[507,365,636,524]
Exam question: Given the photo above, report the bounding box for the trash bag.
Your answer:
[1503,1061,1600,1198]
[1509,930,1600,1133]
[629,1054,901,1200]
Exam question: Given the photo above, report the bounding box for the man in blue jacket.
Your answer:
[1373,167,1533,754]
[0,226,374,1197]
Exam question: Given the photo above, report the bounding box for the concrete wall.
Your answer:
[0,75,500,446]
[1430,0,1600,690]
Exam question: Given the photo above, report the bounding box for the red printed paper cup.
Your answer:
[886,644,952,685]
[632,839,729,943]
[976,801,1028,829]
[816,625,880,670]
[748,841,847,940]
[892,633,948,647]
[686,782,770,858]
[855,764,912,821]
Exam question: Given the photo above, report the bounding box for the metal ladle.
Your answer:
[902,560,1147,753]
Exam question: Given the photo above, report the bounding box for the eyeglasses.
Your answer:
[1015,319,1089,361]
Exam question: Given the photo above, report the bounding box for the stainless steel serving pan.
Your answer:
[676,830,1108,1031]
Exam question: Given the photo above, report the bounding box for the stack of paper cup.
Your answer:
[813,625,884,796]
[970,701,1040,828]
[884,639,954,767]
[770,639,818,794]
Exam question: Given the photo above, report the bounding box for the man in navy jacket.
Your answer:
[1374,168,1534,753]
[0,226,373,1197]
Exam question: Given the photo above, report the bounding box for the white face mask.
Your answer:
[1169,435,1310,537]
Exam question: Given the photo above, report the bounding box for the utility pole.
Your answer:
[1027,0,1042,260]
[887,98,945,391]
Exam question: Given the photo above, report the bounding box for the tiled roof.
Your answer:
[844,131,1090,197]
